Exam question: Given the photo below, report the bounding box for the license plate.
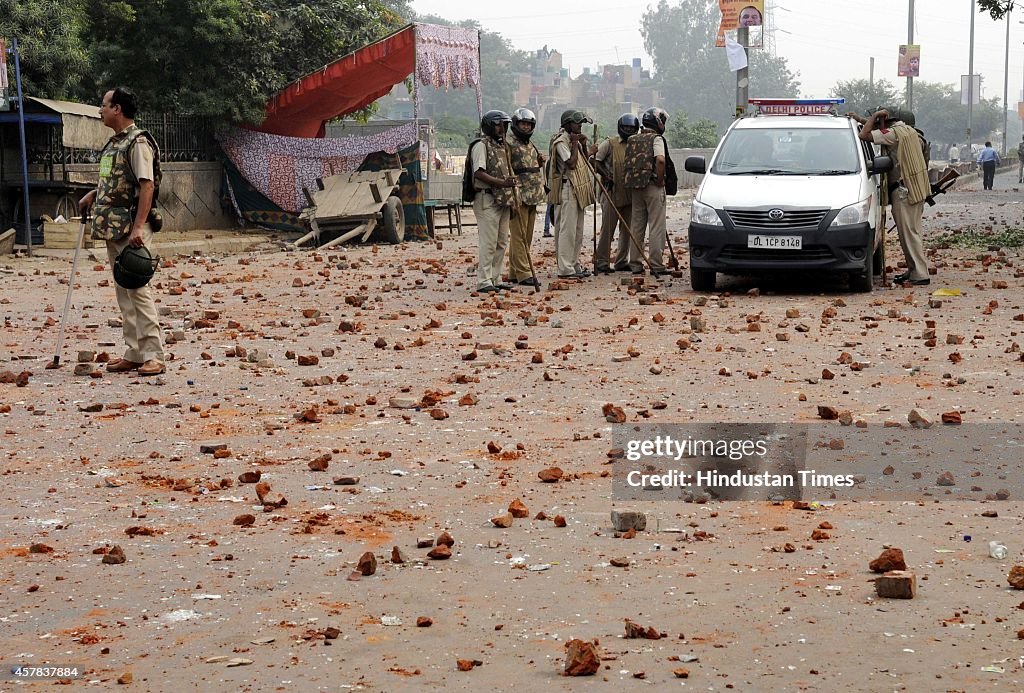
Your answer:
[747,234,802,249]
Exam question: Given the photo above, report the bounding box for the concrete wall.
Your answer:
[670,148,715,189]
[56,162,233,232]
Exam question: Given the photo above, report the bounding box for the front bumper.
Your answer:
[689,209,874,273]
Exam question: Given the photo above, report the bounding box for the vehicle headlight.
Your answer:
[830,196,872,227]
[691,201,723,227]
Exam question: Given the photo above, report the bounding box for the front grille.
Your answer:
[719,245,836,262]
[725,209,829,230]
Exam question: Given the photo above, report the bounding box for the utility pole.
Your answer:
[12,37,32,257]
[907,0,915,111]
[736,26,749,119]
[1001,5,1011,156]
[870,57,875,90]
[968,0,976,158]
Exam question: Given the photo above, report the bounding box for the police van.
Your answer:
[683,98,892,292]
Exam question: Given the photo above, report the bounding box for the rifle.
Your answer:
[925,168,959,206]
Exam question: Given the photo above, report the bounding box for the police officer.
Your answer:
[623,107,670,276]
[470,110,517,293]
[78,87,166,376]
[593,113,639,273]
[505,108,546,287]
[855,108,931,285]
[548,110,593,279]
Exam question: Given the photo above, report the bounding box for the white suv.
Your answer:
[684,99,892,292]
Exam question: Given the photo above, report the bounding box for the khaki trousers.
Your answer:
[473,191,510,289]
[890,190,928,280]
[105,225,165,363]
[595,194,631,269]
[628,185,667,272]
[555,179,586,276]
[507,204,537,282]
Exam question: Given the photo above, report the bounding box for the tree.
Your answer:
[0,0,91,100]
[909,80,1003,147]
[978,0,1014,19]
[666,113,719,147]
[828,79,899,118]
[641,0,801,130]
[82,0,406,125]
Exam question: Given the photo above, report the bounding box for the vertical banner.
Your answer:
[0,39,8,108]
[716,1,764,48]
[960,75,981,105]
[897,44,920,77]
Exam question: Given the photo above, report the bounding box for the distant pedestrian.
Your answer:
[976,141,1000,190]
[948,143,959,164]
[1017,136,1024,183]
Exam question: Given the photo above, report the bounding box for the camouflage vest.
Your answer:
[623,131,658,189]
[475,137,516,208]
[92,124,163,241]
[506,134,545,206]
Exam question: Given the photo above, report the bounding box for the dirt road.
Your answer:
[1,168,1022,691]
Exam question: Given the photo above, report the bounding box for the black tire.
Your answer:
[690,265,716,291]
[852,241,874,292]
[379,196,405,244]
[872,234,885,274]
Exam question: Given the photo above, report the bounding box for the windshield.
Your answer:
[710,127,861,175]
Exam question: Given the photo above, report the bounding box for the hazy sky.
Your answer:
[413,0,1024,105]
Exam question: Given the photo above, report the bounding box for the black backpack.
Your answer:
[462,139,482,203]
[662,136,678,196]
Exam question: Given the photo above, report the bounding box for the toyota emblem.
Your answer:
[768,209,785,220]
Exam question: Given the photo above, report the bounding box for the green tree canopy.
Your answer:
[828,79,899,118]
[641,0,801,129]
[5,0,408,125]
[0,0,90,100]
[978,0,1014,19]
[666,113,719,148]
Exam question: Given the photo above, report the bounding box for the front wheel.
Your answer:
[690,265,716,291]
[852,241,874,292]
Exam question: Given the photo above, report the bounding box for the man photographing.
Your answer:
[853,107,931,286]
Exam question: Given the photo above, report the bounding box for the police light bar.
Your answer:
[749,98,845,115]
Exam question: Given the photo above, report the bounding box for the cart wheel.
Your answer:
[56,194,79,220]
[379,195,405,244]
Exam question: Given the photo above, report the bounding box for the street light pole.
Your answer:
[1002,6,1011,156]
[736,26,749,119]
[907,0,915,110]
[968,0,976,157]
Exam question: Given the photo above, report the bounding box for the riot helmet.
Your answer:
[113,244,159,290]
[511,108,537,142]
[560,110,591,128]
[617,113,640,141]
[480,110,512,140]
[881,106,915,127]
[641,107,669,134]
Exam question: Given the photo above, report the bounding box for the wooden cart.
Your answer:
[292,169,405,249]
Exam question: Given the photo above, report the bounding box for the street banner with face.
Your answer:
[716,0,764,48]
[897,44,920,77]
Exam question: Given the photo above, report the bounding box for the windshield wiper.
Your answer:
[814,169,857,175]
[724,168,788,175]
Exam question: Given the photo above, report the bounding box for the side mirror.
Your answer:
[870,156,893,174]
[684,156,706,174]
